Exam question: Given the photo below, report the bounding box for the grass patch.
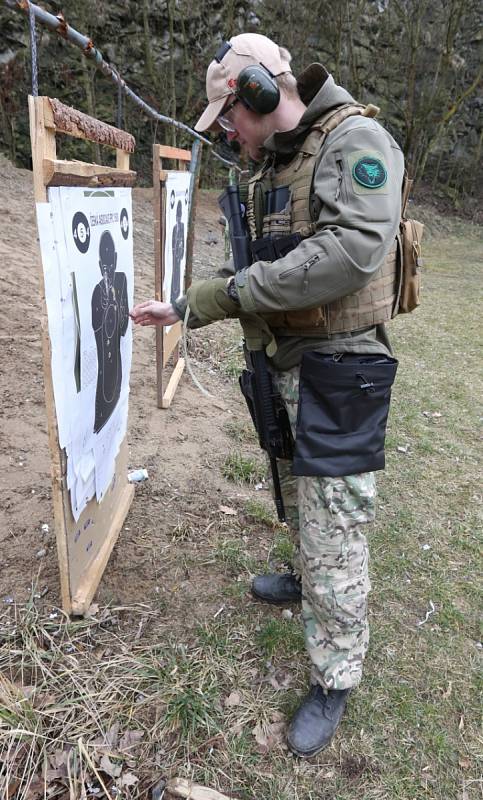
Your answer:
[221,451,265,484]
[256,618,305,657]
[269,530,295,565]
[215,537,258,575]
[220,346,245,380]
[223,417,257,444]
[171,519,194,541]
[244,498,276,526]
[161,654,221,736]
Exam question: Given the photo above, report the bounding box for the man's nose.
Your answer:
[226,129,238,142]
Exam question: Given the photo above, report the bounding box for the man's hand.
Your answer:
[129,300,181,327]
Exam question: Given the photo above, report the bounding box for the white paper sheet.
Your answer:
[37,187,134,520]
[163,171,192,332]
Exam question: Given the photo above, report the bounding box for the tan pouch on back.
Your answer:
[395,177,424,315]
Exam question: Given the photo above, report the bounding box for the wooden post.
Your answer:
[184,139,203,291]
[153,144,192,409]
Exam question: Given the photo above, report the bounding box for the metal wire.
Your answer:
[5,0,240,172]
[27,0,38,96]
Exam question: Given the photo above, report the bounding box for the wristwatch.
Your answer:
[226,277,240,305]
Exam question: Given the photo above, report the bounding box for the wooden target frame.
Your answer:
[153,144,192,409]
[29,95,136,615]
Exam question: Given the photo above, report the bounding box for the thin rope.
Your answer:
[117,81,123,129]
[28,1,38,96]
[181,305,214,399]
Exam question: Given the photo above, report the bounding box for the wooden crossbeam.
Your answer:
[44,158,136,187]
[154,145,192,162]
[45,97,135,152]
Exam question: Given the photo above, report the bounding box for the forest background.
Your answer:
[0,0,482,216]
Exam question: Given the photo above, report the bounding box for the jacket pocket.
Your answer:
[279,254,320,296]
[334,153,347,203]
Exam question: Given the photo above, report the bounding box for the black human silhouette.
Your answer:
[91,231,129,434]
[170,200,185,304]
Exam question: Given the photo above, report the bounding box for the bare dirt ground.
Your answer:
[0,153,266,617]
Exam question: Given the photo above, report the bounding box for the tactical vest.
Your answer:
[245,103,399,335]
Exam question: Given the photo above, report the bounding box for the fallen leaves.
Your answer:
[166,777,233,799]
[218,505,237,515]
[119,728,144,753]
[266,668,293,691]
[99,754,122,778]
[252,713,287,753]
[1,727,145,800]
[120,772,139,787]
[224,690,242,707]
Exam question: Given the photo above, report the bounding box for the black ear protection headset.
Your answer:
[214,41,281,114]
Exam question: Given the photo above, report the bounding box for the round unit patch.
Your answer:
[352,157,387,189]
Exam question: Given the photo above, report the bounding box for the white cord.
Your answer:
[181,304,215,399]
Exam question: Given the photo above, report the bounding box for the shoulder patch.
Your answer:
[347,150,389,195]
[353,156,387,188]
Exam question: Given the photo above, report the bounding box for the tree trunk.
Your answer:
[167,0,177,148]
[142,0,157,91]
[81,59,101,165]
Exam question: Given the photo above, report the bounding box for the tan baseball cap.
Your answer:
[194,33,292,132]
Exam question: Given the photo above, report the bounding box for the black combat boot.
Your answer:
[251,572,302,604]
[287,685,350,757]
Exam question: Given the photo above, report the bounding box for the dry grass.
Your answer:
[0,600,168,798]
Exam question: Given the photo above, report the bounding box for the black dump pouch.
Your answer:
[292,353,398,477]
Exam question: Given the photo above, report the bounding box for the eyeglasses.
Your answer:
[217,96,239,132]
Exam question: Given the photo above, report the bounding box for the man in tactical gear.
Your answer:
[131,32,404,758]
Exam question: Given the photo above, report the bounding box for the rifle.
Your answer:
[218,184,293,522]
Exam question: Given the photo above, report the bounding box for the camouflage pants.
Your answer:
[271,365,377,690]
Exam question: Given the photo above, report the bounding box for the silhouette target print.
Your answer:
[91,231,129,433]
[170,200,185,304]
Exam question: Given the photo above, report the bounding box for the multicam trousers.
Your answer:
[271,365,377,691]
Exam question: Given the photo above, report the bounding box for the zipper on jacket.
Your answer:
[335,156,344,202]
[279,254,320,296]
[302,255,319,295]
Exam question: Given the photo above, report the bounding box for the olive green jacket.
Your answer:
[176,64,405,369]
